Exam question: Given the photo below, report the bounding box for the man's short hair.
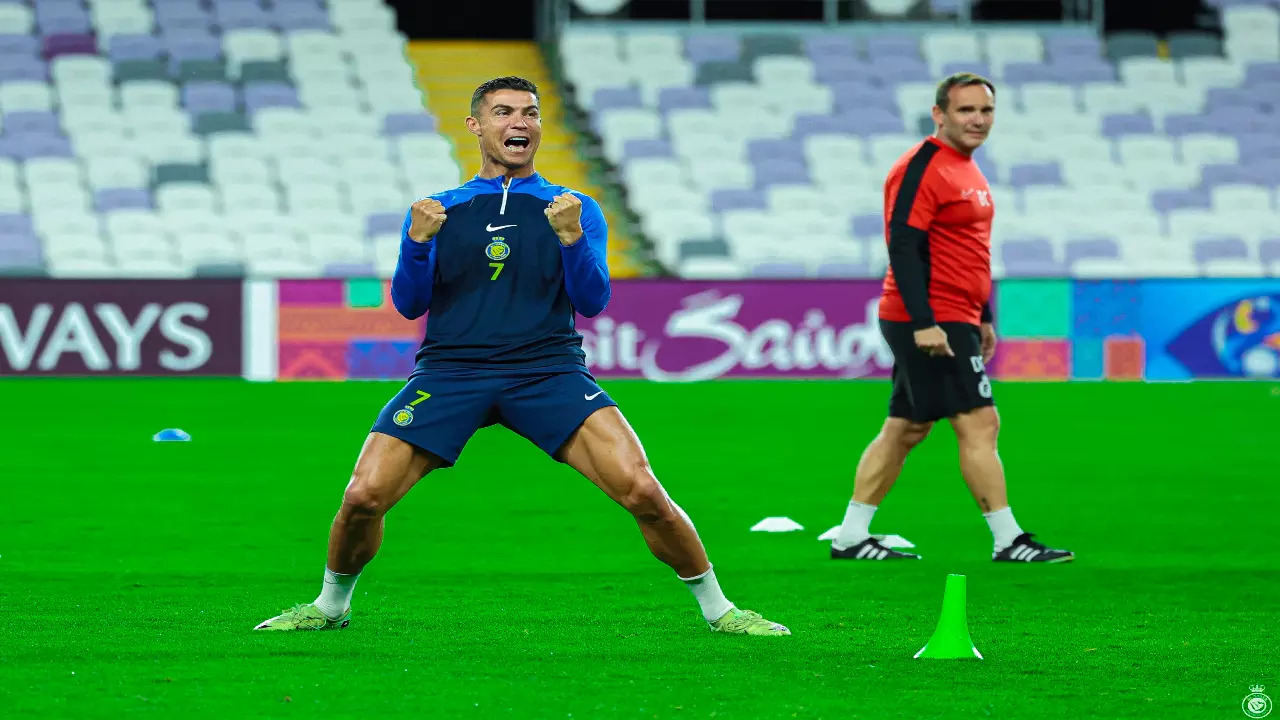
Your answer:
[935,72,996,111]
[470,76,539,116]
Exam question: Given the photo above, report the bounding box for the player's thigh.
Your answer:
[557,406,661,511]
[344,431,445,512]
[369,370,499,468]
[880,319,946,423]
[496,369,618,461]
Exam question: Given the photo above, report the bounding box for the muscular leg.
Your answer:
[557,406,788,634]
[557,407,708,579]
[947,406,1006,513]
[832,418,932,550]
[328,431,445,574]
[852,418,934,506]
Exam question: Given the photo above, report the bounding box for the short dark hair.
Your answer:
[935,72,996,111]
[470,76,539,116]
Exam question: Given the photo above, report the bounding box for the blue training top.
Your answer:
[390,173,611,372]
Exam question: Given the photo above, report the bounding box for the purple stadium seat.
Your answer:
[1008,162,1062,187]
[864,35,920,59]
[1162,113,1213,136]
[622,137,672,160]
[1207,87,1264,112]
[1206,108,1271,135]
[95,188,153,211]
[851,214,882,237]
[0,57,48,81]
[710,188,767,212]
[271,4,331,31]
[0,214,35,236]
[1244,159,1280,185]
[183,81,238,115]
[0,34,40,56]
[752,160,808,188]
[35,8,90,37]
[1053,61,1116,84]
[1194,237,1249,264]
[1151,189,1210,213]
[42,33,96,59]
[383,112,437,136]
[0,134,72,159]
[215,3,273,30]
[867,56,931,83]
[804,35,857,60]
[167,38,223,67]
[109,34,164,61]
[791,113,859,138]
[324,262,376,277]
[365,212,403,237]
[0,236,44,270]
[1001,239,1062,276]
[1100,112,1155,138]
[848,107,905,136]
[242,82,300,111]
[1259,238,1280,265]
[1002,62,1059,85]
[684,34,740,64]
[752,261,808,278]
[746,138,803,163]
[656,86,711,113]
[813,56,872,83]
[829,82,895,110]
[1238,133,1280,160]
[1044,35,1102,60]
[1200,163,1258,188]
[2,110,60,135]
[592,87,642,111]
[1245,62,1280,87]
[1064,237,1120,266]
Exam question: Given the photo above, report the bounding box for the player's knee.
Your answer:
[618,466,671,523]
[884,420,933,450]
[341,482,388,517]
[954,407,1000,448]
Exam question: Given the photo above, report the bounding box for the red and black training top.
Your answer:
[878,136,994,329]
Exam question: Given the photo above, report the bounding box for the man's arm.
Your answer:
[390,202,442,320]
[981,301,993,323]
[553,193,611,317]
[886,148,942,330]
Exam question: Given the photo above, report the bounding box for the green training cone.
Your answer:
[914,574,983,660]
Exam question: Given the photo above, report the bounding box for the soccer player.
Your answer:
[255,77,789,635]
[828,73,1073,563]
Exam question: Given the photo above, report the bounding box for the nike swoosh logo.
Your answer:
[486,223,517,231]
[584,391,603,400]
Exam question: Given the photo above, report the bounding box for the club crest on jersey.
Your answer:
[485,238,510,261]
[392,407,414,426]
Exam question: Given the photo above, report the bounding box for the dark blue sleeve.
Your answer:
[390,207,437,320]
[558,193,611,318]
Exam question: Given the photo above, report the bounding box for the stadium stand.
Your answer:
[1,0,1279,281]
[558,4,1280,280]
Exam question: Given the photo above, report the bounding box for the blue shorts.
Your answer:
[369,365,618,466]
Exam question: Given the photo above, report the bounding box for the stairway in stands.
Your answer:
[406,41,641,276]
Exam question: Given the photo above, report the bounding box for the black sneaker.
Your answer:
[831,536,921,560]
[992,532,1074,563]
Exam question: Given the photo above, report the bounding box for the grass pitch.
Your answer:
[3,378,1277,719]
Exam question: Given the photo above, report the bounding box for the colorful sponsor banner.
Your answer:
[581,279,895,381]
[272,278,897,381]
[0,279,242,376]
[1142,279,1280,380]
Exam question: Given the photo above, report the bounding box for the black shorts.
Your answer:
[880,319,995,423]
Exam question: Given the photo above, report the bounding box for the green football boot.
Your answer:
[709,608,791,636]
[254,603,350,631]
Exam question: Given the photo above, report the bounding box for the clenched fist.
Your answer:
[544,193,583,246]
[407,198,447,243]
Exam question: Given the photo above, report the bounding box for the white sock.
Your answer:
[984,506,1024,551]
[313,567,360,619]
[833,500,878,550]
[680,565,735,622]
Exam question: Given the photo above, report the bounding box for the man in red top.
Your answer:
[829,73,1073,564]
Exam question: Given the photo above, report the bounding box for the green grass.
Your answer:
[3,379,1278,719]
